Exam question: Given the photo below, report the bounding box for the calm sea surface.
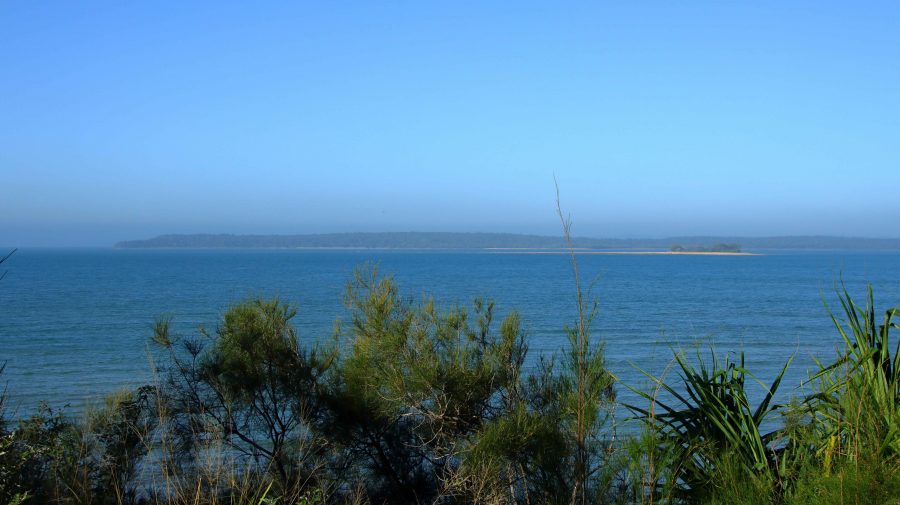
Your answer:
[1,248,898,417]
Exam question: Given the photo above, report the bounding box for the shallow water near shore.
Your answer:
[1,248,899,417]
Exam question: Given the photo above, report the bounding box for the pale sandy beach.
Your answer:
[489,250,760,256]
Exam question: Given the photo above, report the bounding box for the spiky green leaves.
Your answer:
[627,350,792,500]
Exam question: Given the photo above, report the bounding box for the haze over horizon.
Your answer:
[3,2,899,247]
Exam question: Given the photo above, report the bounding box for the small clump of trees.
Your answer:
[670,244,741,253]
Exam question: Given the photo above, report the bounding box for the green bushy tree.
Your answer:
[319,267,530,502]
[153,298,336,496]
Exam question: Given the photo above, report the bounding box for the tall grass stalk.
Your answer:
[554,178,617,504]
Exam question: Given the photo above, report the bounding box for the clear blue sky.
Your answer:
[2,1,898,246]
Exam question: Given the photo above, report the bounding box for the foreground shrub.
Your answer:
[806,285,899,460]
[0,362,30,504]
[789,455,900,505]
[0,387,158,505]
[323,265,618,504]
[625,286,900,504]
[152,298,336,497]
[789,285,900,503]
[319,268,531,502]
[627,350,793,502]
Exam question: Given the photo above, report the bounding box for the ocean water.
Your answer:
[1,248,898,417]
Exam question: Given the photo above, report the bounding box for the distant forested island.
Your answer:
[114,233,900,250]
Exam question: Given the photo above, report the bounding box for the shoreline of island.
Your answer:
[488,250,760,256]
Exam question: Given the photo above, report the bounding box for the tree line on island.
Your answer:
[669,243,742,253]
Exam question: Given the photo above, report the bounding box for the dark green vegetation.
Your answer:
[0,249,15,281]
[669,244,741,253]
[1,273,898,504]
[114,233,900,250]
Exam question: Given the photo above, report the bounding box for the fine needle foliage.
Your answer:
[554,180,618,504]
[320,265,530,503]
[151,298,336,498]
